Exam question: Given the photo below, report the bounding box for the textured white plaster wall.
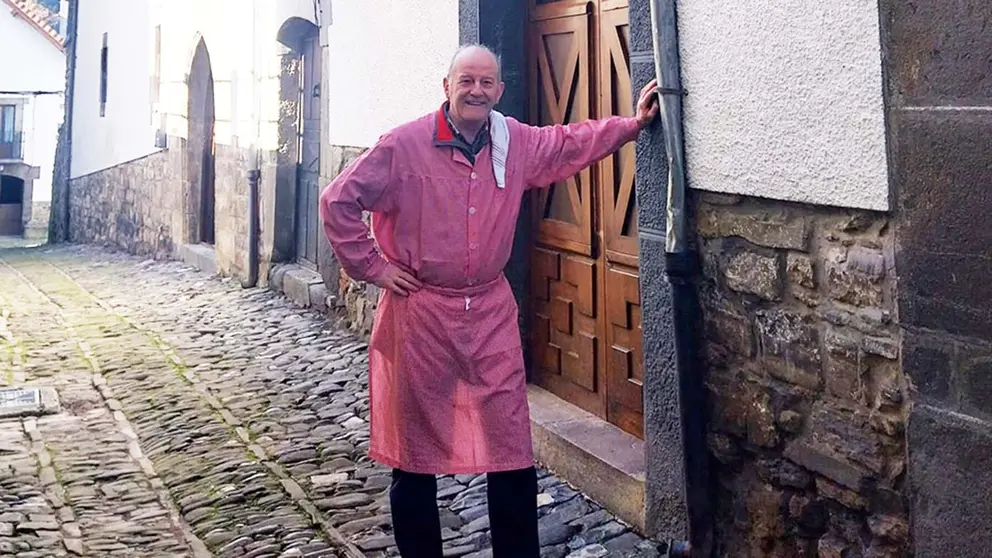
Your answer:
[1,1,65,198]
[70,0,159,178]
[71,0,318,178]
[324,0,459,148]
[157,0,317,151]
[21,94,63,201]
[0,6,64,92]
[677,2,890,211]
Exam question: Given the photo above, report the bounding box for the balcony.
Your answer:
[0,132,23,161]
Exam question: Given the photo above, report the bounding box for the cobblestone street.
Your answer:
[0,243,662,558]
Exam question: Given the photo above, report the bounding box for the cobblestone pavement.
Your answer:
[0,243,663,558]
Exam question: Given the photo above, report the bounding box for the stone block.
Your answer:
[724,251,783,301]
[819,306,893,339]
[309,283,329,313]
[757,458,812,490]
[861,335,898,360]
[894,110,992,338]
[883,0,992,106]
[746,484,786,543]
[697,204,809,250]
[706,372,748,438]
[822,329,867,401]
[755,310,821,390]
[269,264,288,291]
[707,373,779,448]
[786,253,815,289]
[282,265,323,308]
[527,386,648,535]
[908,404,992,558]
[959,353,992,419]
[815,478,868,511]
[702,304,754,366]
[784,403,888,492]
[825,246,885,308]
[699,193,741,206]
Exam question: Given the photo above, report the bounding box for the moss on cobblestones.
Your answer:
[0,245,665,558]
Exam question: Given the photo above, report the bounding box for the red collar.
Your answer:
[435,104,455,142]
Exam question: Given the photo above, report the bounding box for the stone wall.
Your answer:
[211,141,250,280]
[693,193,908,556]
[67,137,283,286]
[68,149,178,259]
[25,201,50,241]
[880,1,992,554]
[319,145,376,334]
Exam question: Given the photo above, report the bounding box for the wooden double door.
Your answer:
[527,0,644,438]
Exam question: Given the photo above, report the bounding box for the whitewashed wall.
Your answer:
[677,2,890,211]
[21,94,63,201]
[156,0,317,153]
[71,0,317,179]
[0,5,65,200]
[324,0,459,148]
[70,0,158,178]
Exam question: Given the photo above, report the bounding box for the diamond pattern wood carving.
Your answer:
[527,0,644,437]
[531,246,603,415]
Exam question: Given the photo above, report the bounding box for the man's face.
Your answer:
[444,49,505,127]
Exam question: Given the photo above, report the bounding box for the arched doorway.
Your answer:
[187,38,216,245]
[0,175,25,236]
[276,18,321,267]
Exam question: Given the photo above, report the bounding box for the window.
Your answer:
[0,105,15,143]
[100,33,108,117]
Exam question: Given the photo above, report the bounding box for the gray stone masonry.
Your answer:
[0,243,665,557]
[691,192,908,557]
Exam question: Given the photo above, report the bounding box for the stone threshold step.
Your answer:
[176,243,217,276]
[528,385,646,533]
[269,263,330,312]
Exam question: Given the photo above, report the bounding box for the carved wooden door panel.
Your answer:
[530,5,594,256]
[528,3,606,419]
[528,0,643,438]
[600,5,643,437]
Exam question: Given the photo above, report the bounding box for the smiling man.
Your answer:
[320,44,658,558]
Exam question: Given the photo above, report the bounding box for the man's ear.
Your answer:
[443,77,450,98]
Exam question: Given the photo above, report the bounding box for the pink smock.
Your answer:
[320,106,641,474]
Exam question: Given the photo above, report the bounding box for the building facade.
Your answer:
[58,0,992,556]
[0,0,65,238]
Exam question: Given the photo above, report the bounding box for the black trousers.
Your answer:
[389,467,540,558]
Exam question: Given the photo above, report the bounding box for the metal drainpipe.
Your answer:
[243,167,260,288]
[649,0,714,556]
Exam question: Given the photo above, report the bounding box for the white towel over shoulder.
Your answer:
[489,110,509,189]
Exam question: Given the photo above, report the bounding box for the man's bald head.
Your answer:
[443,43,505,135]
[447,44,502,82]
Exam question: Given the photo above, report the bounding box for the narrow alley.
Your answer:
[0,243,663,558]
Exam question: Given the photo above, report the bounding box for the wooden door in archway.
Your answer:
[528,0,644,438]
[295,31,322,267]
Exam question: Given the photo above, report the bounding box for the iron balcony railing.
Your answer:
[0,132,23,160]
